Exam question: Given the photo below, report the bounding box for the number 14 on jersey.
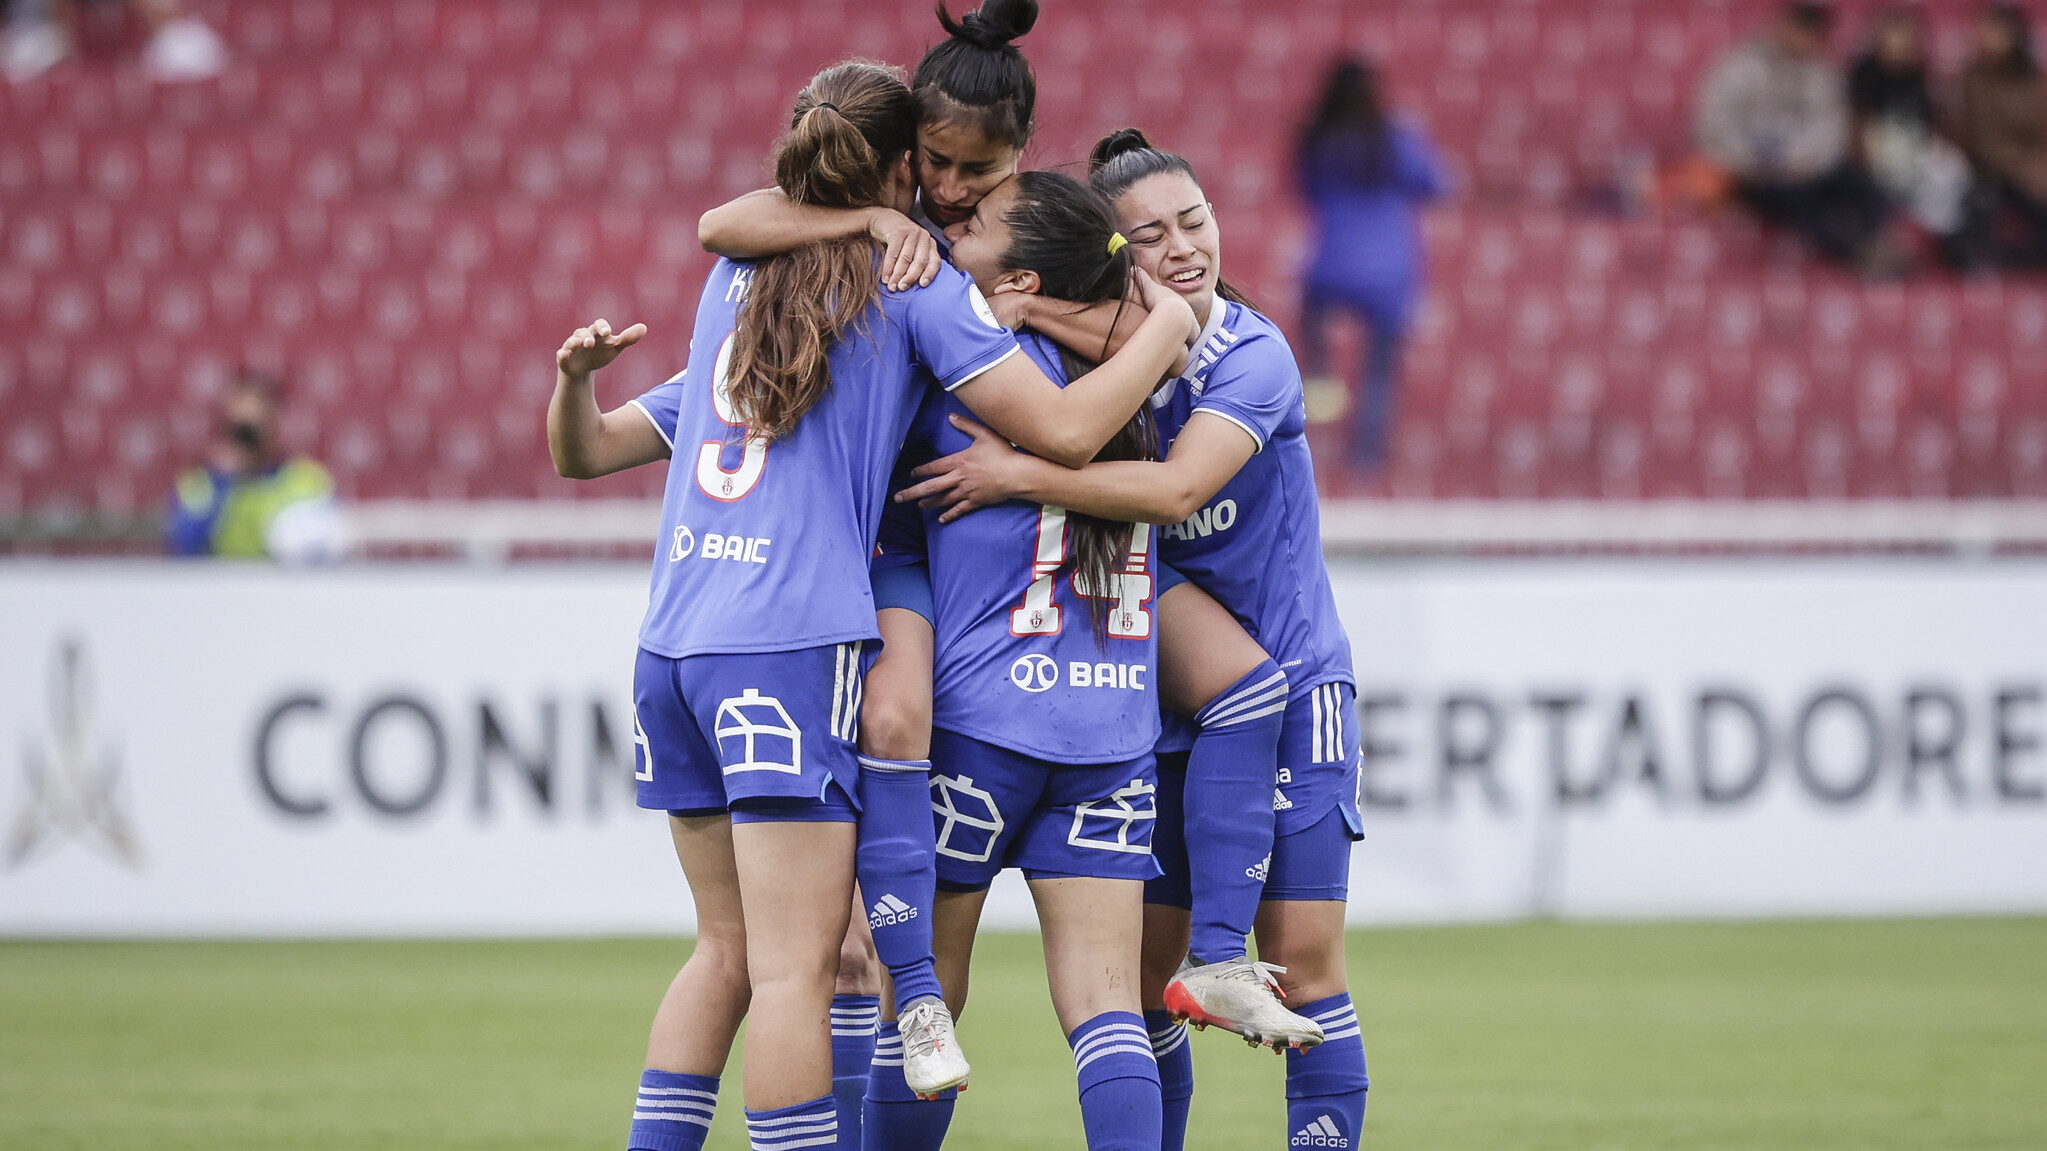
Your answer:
[1009,506,1155,640]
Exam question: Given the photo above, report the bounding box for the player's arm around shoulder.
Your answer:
[701,188,940,292]
[898,408,1253,526]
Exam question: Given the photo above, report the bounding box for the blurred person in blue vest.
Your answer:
[1294,55,1447,475]
[165,371,340,562]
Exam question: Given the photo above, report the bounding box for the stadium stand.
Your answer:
[2,0,2045,554]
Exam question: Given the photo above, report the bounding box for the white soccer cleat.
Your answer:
[1163,958,1325,1052]
[897,996,971,1100]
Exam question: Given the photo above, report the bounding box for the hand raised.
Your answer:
[557,319,647,379]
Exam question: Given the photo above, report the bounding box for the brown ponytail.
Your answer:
[725,62,918,443]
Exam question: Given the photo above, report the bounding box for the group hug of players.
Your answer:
[544,3,1368,1148]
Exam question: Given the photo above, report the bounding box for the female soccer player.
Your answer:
[900,128,1370,1151]
[545,64,1194,1151]
[864,168,1173,1151]
[696,0,1047,1119]
[699,0,1041,289]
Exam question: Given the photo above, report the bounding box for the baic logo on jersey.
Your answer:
[669,523,770,565]
[1161,498,1238,542]
[1291,1116,1349,1148]
[1009,653,1058,693]
[868,893,919,929]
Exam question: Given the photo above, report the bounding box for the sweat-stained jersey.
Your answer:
[1148,299,1355,698]
[877,332,1162,764]
[633,256,1019,659]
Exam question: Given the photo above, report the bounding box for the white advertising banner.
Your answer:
[2,560,2044,937]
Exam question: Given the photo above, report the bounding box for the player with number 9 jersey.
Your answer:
[636,255,1018,667]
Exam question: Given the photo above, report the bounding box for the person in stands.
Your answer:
[1955,2,2047,265]
[1698,1,1905,273]
[1293,56,1446,474]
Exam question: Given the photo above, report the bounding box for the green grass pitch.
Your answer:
[4,919,2044,1150]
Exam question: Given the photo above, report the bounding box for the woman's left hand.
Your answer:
[896,414,1033,522]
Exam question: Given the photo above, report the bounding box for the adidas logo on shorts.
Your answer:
[868,893,918,929]
[1246,854,1271,881]
[1291,1115,1348,1148]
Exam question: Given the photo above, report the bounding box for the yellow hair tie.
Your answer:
[1107,232,1128,256]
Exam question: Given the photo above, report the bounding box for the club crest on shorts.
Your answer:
[713,689,802,775]
[1068,778,1156,854]
[930,772,1004,862]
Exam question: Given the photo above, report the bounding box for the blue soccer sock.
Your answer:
[1068,1012,1162,1151]
[1184,661,1288,964]
[861,1021,956,1151]
[831,994,880,1151]
[856,756,945,1008]
[628,1069,718,1151]
[1285,994,1369,1149]
[1145,1009,1194,1151]
[746,1094,836,1151]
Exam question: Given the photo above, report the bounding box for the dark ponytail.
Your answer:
[726,62,916,443]
[1298,58,1392,185]
[1089,127,1255,308]
[912,0,1039,148]
[997,169,1157,642]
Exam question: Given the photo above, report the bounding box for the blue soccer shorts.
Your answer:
[1274,681,1365,840]
[1146,679,1364,907]
[632,643,864,823]
[927,727,1162,891]
[1145,752,1357,906]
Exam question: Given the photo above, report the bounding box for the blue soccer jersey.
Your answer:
[634,257,1019,658]
[1149,300,1355,697]
[897,332,1162,764]
[628,370,685,449]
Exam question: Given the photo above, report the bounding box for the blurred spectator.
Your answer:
[1698,2,1904,273]
[1850,5,1977,265]
[2,0,224,83]
[165,373,340,562]
[1294,56,1447,473]
[1955,2,2047,265]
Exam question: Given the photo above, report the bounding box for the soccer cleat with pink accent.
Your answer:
[898,996,971,1100]
[1163,958,1325,1051]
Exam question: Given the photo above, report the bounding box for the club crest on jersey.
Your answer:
[712,689,802,775]
[931,773,1004,862]
[966,283,1003,330]
[1068,779,1156,854]
[1009,653,1058,693]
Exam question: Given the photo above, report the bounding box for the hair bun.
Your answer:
[944,0,1038,49]
[1089,127,1155,173]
